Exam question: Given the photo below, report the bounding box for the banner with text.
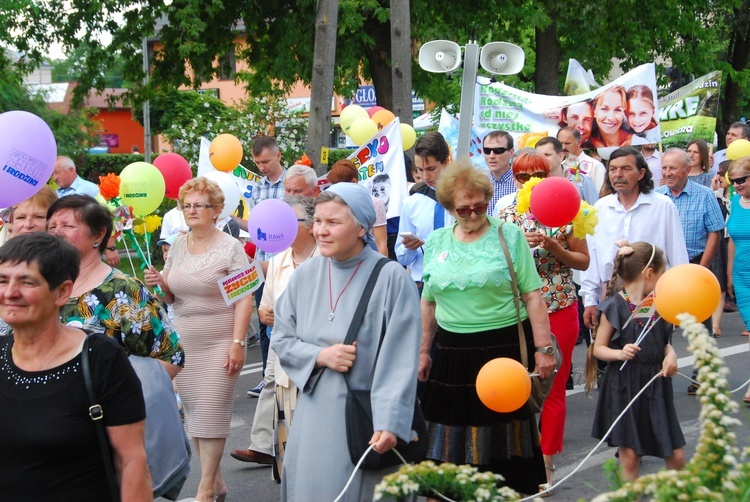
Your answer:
[658,71,721,148]
[345,118,408,219]
[473,63,660,149]
[437,110,488,169]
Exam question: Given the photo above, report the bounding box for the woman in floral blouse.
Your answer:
[47,195,183,377]
[497,150,590,491]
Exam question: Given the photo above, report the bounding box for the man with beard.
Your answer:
[581,147,688,330]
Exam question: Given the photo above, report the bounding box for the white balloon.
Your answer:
[200,171,242,219]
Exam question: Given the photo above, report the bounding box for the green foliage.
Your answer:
[0,65,98,157]
[149,90,308,169]
[76,153,145,181]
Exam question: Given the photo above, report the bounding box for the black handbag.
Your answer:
[342,258,428,470]
[497,225,562,414]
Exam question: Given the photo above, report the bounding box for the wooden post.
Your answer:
[307,0,339,175]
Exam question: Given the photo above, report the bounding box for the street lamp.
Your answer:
[418,38,524,159]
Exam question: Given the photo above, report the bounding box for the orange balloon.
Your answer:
[372,109,396,130]
[476,357,531,413]
[209,134,243,172]
[654,263,721,324]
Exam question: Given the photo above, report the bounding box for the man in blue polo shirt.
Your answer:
[53,156,99,198]
[657,147,724,395]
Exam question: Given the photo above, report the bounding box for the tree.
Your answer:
[0,61,98,157]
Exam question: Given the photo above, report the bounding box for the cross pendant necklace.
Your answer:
[328,260,364,323]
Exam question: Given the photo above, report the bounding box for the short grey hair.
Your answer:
[286,164,318,188]
[663,147,690,168]
[284,195,315,226]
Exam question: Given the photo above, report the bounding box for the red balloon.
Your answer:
[367,106,385,118]
[152,153,193,200]
[529,177,581,227]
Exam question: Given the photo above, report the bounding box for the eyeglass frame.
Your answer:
[729,175,748,185]
[454,203,489,218]
[483,146,510,156]
[181,203,214,211]
[514,171,549,183]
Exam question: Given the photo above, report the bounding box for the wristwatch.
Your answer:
[535,345,555,355]
[106,246,117,251]
[233,339,246,347]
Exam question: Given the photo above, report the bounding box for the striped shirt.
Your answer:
[488,168,516,216]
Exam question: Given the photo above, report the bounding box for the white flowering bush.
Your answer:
[593,314,750,501]
[373,461,520,501]
[160,92,307,169]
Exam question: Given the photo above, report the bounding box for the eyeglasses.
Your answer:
[296,218,307,222]
[729,175,748,185]
[515,172,548,183]
[181,203,214,211]
[483,146,510,155]
[454,203,489,218]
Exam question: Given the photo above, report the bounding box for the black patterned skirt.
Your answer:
[421,322,546,495]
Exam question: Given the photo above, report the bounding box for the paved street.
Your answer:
[169,310,750,502]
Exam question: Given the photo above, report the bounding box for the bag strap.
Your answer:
[81,334,121,502]
[497,224,529,370]
[342,258,390,390]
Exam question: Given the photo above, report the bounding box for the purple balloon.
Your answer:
[0,111,57,208]
[247,199,299,254]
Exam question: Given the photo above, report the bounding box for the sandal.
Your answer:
[744,394,750,405]
[742,331,750,337]
[712,326,721,338]
[538,482,553,497]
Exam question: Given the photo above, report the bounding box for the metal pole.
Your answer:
[142,37,151,163]
[456,41,479,160]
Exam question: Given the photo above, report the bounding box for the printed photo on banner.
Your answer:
[345,118,408,219]
[218,261,265,306]
[473,63,660,150]
[658,71,721,149]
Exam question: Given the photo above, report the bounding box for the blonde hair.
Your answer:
[12,185,57,215]
[436,159,493,211]
[728,157,750,178]
[179,177,225,208]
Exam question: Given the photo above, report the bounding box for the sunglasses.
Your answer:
[515,171,549,183]
[455,203,489,218]
[729,175,748,185]
[483,146,510,155]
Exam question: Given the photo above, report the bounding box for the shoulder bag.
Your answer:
[343,258,428,470]
[497,224,562,413]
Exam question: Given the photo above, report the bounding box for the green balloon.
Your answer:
[119,162,166,215]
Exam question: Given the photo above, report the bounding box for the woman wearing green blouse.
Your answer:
[418,160,555,496]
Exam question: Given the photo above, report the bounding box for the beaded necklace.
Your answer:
[621,288,659,328]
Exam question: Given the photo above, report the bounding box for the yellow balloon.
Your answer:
[654,264,721,324]
[400,123,416,150]
[348,117,378,146]
[119,162,166,215]
[727,138,750,161]
[209,134,243,172]
[340,105,369,134]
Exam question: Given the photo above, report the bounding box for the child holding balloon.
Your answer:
[588,241,685,481]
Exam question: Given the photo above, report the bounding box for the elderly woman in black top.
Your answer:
[0,233,151,501]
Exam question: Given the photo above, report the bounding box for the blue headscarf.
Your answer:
[326,182,376,247]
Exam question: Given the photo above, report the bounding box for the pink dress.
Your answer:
[165,232,249,438]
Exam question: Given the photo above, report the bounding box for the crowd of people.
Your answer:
[1,121,750,501]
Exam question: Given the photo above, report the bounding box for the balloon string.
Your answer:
[677,372,750,395]
[121,237,137,277]
[520,372,662,501]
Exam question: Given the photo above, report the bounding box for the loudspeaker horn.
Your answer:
[418,40,462,73]
[479,42,524,75]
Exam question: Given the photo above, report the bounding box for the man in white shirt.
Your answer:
[396,131,454,288]
[581,147,688,329]
[712,122,750,176]
[641,144,662,186]
[53,156,99,199]
[557,126,606,193]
